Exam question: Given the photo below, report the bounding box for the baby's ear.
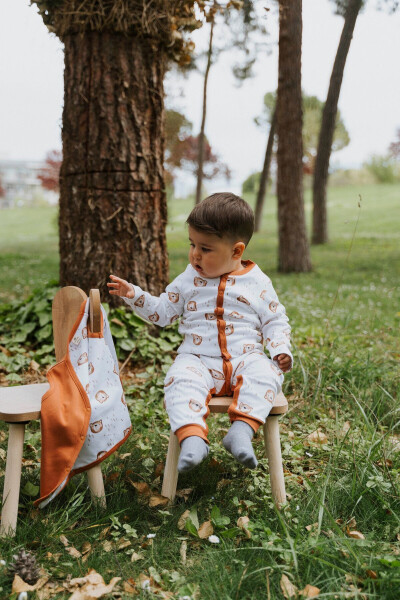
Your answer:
[233,242,245,258]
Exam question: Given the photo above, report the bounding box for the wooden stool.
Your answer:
[0,287,106,537]
[161,392,288,507]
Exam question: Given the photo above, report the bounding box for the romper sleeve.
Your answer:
[121,273,185,327]
[258,279,293,369]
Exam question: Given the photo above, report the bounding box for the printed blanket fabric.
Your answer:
[36,298,132,507]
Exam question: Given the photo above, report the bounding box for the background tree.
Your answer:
[312,0,363,245]
[37,150,62,192]
[165,109,230,187]
[389,127,400,159]
[31,1,203,304]
[277,0,311,272]
[193,0,269,203]
[253,91,349,232]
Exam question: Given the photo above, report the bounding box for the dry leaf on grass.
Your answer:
[178,509,191,530]
[123,578,136,593]
[307,429,328,444]
[117,538,131,551]
[59,535,69,547]
[237,516,251,538]
[198,520,214,539]
[175,488,193,501]
[280,574,297,598]
[305,523,319,532]
[299,584,320,597]
[66,546,82,559]
[365,569,378,579]
[129,480,151,496]
[131,552,144,562]
[12,575,44,593]
[102,540,113,552]
[149,493,169,507]
[67,569,121,600]
[347,530,365,540]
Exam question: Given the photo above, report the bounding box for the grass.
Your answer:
[0,183,400,598]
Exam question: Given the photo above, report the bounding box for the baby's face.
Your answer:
[188,226,244,279]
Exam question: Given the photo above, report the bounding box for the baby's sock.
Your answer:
[223,421,258,469]
[178,436,209,473]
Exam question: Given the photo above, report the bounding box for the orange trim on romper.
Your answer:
[175,424,209,445]
[228,374,263,433]
[215,274,233,395]
[225,260,256,277]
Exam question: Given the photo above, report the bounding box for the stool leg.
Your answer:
[87,465,106,508]
[161,431,180,503]
[264,417,286,508]
[1,423,25,537]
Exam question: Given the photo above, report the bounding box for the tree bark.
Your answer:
[312,0,362,244]
[254,108,276,232]
[195,18,214,205]
[277,0,311,273]
[59,32,169,305]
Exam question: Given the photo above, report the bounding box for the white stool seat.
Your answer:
[0,383,49,422]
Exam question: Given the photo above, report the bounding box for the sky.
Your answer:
[0,0,399,194]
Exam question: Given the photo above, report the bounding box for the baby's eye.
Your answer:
[202,247,211,253]
[189,243,195,247]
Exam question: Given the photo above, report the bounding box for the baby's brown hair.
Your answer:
[186,192,254,246]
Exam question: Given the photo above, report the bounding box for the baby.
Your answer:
[108,192,292,472]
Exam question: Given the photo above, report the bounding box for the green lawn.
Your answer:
[0,184,400,598]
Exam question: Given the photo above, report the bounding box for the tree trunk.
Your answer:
[59,32,168,305]
[195,18,214,205]
[277,0,311,273]
[312,0,362,244]
[254,108,276,232]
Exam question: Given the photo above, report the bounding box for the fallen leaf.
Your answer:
[175,488,193,501]
[68,569,121,600]
[131,552,144,562]
[154,462,164,477]
[347,517,357,529]
[99,527,110,540]
[299,584,320,597]
[180,540,187,565]
[307,429,328,444]
[365,569,377,579]
[12,575,37,593]
[149,493,169,508]
[119,453,131,460]
[102,540,113,552]
[198,520,214,539]
[305,522,319,532]
[81,542,92,555]
[237,516,251,538]
[280,574,297,598]
[178,509,191,530]
[66,546,82,559]
[123,578,136,593]
[59,535,69,547]
[117,538,131,551]
[343,421,351,433]
[129,480,151,496]
[348,530,365,540]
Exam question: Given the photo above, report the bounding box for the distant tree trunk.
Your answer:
[195,18,214,205]
[254,108,276,232]
[59,32,168,304]
[277,0,311,272]
[312,0,362,244]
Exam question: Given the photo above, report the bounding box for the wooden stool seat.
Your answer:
[208,391,288,415]
[161,390,288,507]
[0,383,49,422]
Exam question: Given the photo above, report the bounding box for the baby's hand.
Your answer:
[107,274,135,299]
[275,353,292,373]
